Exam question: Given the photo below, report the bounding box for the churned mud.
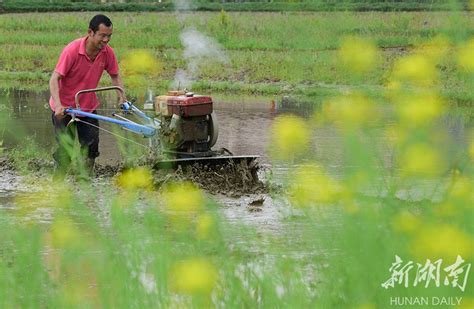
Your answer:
[0,156,269,198]
[0,157,14,171]
[152,159,268,197]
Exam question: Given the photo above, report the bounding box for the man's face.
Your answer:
[88,23,113,50]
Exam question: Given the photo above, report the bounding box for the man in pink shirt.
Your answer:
[50,14,126,174]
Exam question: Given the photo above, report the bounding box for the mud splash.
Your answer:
[152,159,268,197]
[1,156,268,197]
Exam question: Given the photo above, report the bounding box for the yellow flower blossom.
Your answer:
[50,216,82,249]
[386,80,401,91]
[116,167,153,191]
[162,182,205,213]
[410,224,473,260]
[121,49,162,76]
[395,92,444,126]
[196,213,214,239]
[338,36,379,73]
[288,164,339,207]
[392,54,437,86]
[457,38,474,72]
[418,35,451,63]
[169,258,218,295]
[270,115,310,161]
[392,211,421,233]
[399,144,445,178]
[322,93,378,130]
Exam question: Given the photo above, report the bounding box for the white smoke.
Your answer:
[172,28,229,90]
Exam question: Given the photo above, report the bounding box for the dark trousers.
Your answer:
[52,111,100,169]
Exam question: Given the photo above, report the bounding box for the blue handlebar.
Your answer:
[65,108,156,138]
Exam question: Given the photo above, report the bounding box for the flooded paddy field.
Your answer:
[1,89,473,307]
[0,90,313,220]
[1,89,472,221]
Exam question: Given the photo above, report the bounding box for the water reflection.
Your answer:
[0,90,320,165]
[1,89,472,169]
[1,89,473,235]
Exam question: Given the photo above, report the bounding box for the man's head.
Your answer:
[87,14,113,51]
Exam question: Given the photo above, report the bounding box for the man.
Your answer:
[49,14,126,174]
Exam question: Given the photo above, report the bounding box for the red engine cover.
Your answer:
[167,95,213,117]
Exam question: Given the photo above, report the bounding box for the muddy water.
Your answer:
[0,90,314,229]
[0,90,472,234]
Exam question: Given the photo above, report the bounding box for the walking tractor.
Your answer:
[64,86,259,175]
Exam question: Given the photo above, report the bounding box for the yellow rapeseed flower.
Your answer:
[121,49,162,76]
[288,164,339,207]
[338,36,379,73]
[169,258,218,295]
[162,182,205,213]
[399,144,445,178]
[392,211,421,233]
[395,92,444,127]
[410,224,473,260]
[116,167,153,191]
[457,38,474,72]
[50,216,82,249]
[270,115,310,161]
[322,93,377,130]
[392,54,437,86]
[418,35,451,64]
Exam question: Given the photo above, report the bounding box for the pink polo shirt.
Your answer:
[49,37,119,113]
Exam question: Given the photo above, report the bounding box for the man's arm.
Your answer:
[49,71,65,118]
[110,73,127,103]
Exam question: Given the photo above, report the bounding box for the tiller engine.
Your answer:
[155,90,218,158]
[64,86,258,170]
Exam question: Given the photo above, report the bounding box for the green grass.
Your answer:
[1,0,471,13]
[0,11,473,101]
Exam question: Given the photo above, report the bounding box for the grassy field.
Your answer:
[0,9,473,308]
[2,0,471,13]
[0,11,473,102]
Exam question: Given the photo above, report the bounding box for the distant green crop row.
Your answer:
[0,11,473,102]
[1,0,471,13]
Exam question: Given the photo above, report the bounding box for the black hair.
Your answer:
[89,14,112,33]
